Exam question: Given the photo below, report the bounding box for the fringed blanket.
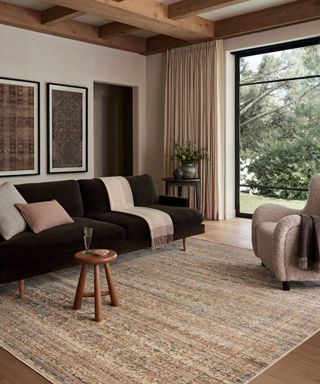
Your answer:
[100,176,173,249]
[298,214,320,272]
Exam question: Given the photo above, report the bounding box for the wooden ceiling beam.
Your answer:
[41,6,84,26]
[0,1,145,54]
[168,0,250,20]
[145,35,189,55]
[99,22,138,39]
[46,0,215,41]
[146,0,320,54]
[215,0,320,38]
[2,0,318,56]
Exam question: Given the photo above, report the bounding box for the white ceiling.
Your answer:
[3,0,296,37]
[198,0,297,21]
[4,0,51,11]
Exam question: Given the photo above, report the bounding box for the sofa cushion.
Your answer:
[0,217,125,268]
[0,182,27,240]
[88,212,149,241]
[90,205,203,241]
[16,180,84,217]
[257,221,277,237]
[126,174,159,207]
[15,200,74,233]
[149,205,203,229]
[78,178,111,215]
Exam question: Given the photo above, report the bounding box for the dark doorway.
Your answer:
[94,82,133,177]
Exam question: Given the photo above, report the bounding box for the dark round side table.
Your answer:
[162,177,201,210]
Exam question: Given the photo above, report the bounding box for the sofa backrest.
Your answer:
[15,180,84,217]
[78,178,111,215]
[78,174,159,215]
[126,174,159,207]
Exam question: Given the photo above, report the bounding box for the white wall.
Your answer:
[146,53,166,192]
[0,24,146,185]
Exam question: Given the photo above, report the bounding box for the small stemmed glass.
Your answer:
[83,227,93,253]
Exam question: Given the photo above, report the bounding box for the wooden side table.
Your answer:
[162,177,201,210]
[73,249,119,322]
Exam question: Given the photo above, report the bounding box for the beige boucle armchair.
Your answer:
[252,174,320,290]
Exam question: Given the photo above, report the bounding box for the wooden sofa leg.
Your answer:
[282,282,291,291]
[183,238,187,251]
[19,280,25,299]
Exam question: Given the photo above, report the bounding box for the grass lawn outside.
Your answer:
[240,192,306,214]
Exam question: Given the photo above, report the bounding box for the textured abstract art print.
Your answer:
[47,83,87,173]
[0,77,39,176]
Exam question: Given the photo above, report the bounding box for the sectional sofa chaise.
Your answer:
[0,174,204,297]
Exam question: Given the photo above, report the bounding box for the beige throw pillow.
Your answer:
[0,182,27,240]
[15,200,74,234]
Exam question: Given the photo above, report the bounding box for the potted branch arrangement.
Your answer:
[173,141,208,179]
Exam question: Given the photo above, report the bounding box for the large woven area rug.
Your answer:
[0,239,319,384]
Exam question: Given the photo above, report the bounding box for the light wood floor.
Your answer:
[196,218,252,249]
[0,347,50,384]
[0,218,319,384]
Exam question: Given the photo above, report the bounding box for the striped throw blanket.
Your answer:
[100,176,173,249]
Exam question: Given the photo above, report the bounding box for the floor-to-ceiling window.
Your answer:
[234,37,320,217]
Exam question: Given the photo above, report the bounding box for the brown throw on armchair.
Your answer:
[298,215,320,272]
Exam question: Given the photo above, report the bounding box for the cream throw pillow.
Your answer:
[0,182,27,240]
[15,200,74,234]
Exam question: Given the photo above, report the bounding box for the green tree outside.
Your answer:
[239,44,320,211]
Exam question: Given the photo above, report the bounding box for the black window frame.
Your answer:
[233,36,320,218]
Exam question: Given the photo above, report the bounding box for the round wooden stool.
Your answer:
[73,249,120,322]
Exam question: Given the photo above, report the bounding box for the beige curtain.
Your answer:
[164,40,225,220]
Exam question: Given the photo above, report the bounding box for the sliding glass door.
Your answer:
[234,38,320,217]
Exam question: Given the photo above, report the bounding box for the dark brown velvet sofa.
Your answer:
[0,174,204,295]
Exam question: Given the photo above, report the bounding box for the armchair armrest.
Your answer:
[275,214,302,234]
[252,203,302,256]
[253,203,301,223]
[158,195,189,207]
[272,214,302,281]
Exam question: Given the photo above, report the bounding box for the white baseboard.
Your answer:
[224,209,236,219]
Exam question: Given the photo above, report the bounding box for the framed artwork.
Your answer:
[47,83,88,173]
[0,77,40,177]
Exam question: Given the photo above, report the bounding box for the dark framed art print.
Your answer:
[0,77,40,177]
[47,83,88,173]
